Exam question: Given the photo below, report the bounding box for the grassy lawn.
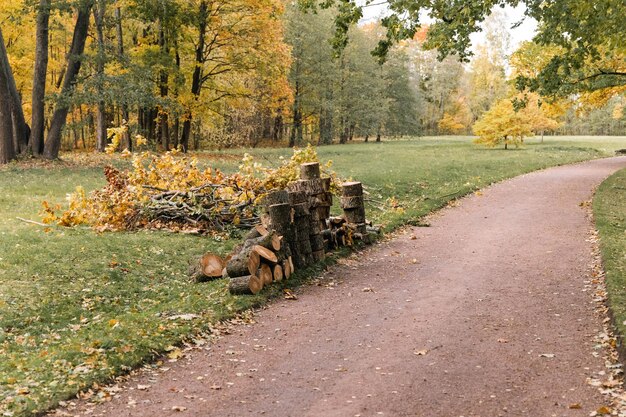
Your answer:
[0,136,624,415]
[593,167,626,355]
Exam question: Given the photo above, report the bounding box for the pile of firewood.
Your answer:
[188,224,293,295]
[188,162,381,295]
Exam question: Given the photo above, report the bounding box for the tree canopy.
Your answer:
[322,0,625,98]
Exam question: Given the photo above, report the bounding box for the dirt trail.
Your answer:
[56,157,626,417]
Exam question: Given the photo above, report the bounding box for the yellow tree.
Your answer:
[437,113,464,134]
[473,99,533,150]
[522,93,563,141]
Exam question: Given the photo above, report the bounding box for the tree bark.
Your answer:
[0,27,29,154]
[0,28,15,163]
[29,0,51,155]
[158,23,169,151]
[114,6,131,151]
[289,77,302,147]
[94,0,107,152]
[44,2,93,159]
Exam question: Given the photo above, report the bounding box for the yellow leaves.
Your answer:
[166,347,183,360]
[39,147,336,233]
[473,99,533,148]
[107,319,120,328]
[438,112,466,134]
[105,126,128,154]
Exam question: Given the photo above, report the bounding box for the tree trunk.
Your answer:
[158,23,169,151]
[180,1,208,152]
[29,0,50,156]
[0,26,29,154]
[0,29,15,163]
[94,0,107,152]
[44,2,93,160]
[114,7,131,151]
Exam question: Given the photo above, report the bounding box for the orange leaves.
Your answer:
[40,147,337,234]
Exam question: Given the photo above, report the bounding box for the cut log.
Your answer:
[262,190,289,209]
[340,195,364,210]
[244,232,282,252]
[253,245,278,263]
[292,250,307,269]
[349,222,368,234]
[329,216,346,227]
[255,224,269,236]
[295,220,311,237]
[226,246,259,277]
[312,193,332,207]
[288,255,294,273]
[344,207,366,224]
[310,234,325,251]
[228,275,263,295]
[188,253,225,282]
[300,162,321,180]
[299,179,324,195]
[296,238,312,255]
[320,177,331,192]
[292,203,310,218]
[288,190,307,205]
[309,219,324,235]
[268,203,292,232]
[259,263,273,285]
[341,181,363,197]
[244,227,262,240]
[282,260,291,279]
[312,250,325,262]
[203,254,225,277]
[273,264,284,282]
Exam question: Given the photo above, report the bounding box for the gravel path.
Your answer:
[55,157,626,417]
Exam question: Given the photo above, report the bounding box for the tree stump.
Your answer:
[300,162,321,180]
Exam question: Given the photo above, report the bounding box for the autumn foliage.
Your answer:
[41,146,338,233]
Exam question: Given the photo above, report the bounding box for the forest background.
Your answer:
[0,0,624,162]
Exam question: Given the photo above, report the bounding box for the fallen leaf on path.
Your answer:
[284,289,297,300]
[362,287,374,292]
[171,406,187,412]
[136,385,150,391]
[409,235,417,240]
[167,348,183,360]
[596,406,612,415]
[568,403,581,409]
[414,349,429,356]
[497,338,509,344]
[539,353,555,358]
[210,385,222,390]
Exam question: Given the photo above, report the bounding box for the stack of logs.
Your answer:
[189,162,379,295]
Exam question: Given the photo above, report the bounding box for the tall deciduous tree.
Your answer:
[0,27,16,163]
[44,0,93,159]
[29,0,51,155]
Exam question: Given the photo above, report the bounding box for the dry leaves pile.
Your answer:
[41,145,339,234]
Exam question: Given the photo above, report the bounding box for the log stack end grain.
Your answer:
[188,253,225,282]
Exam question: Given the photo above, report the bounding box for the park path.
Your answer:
[55,157,626,417]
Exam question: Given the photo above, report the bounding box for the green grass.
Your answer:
[593,167,626,351]
[0,135,623,415]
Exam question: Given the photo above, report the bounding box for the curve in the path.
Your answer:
[57,157,626,417]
